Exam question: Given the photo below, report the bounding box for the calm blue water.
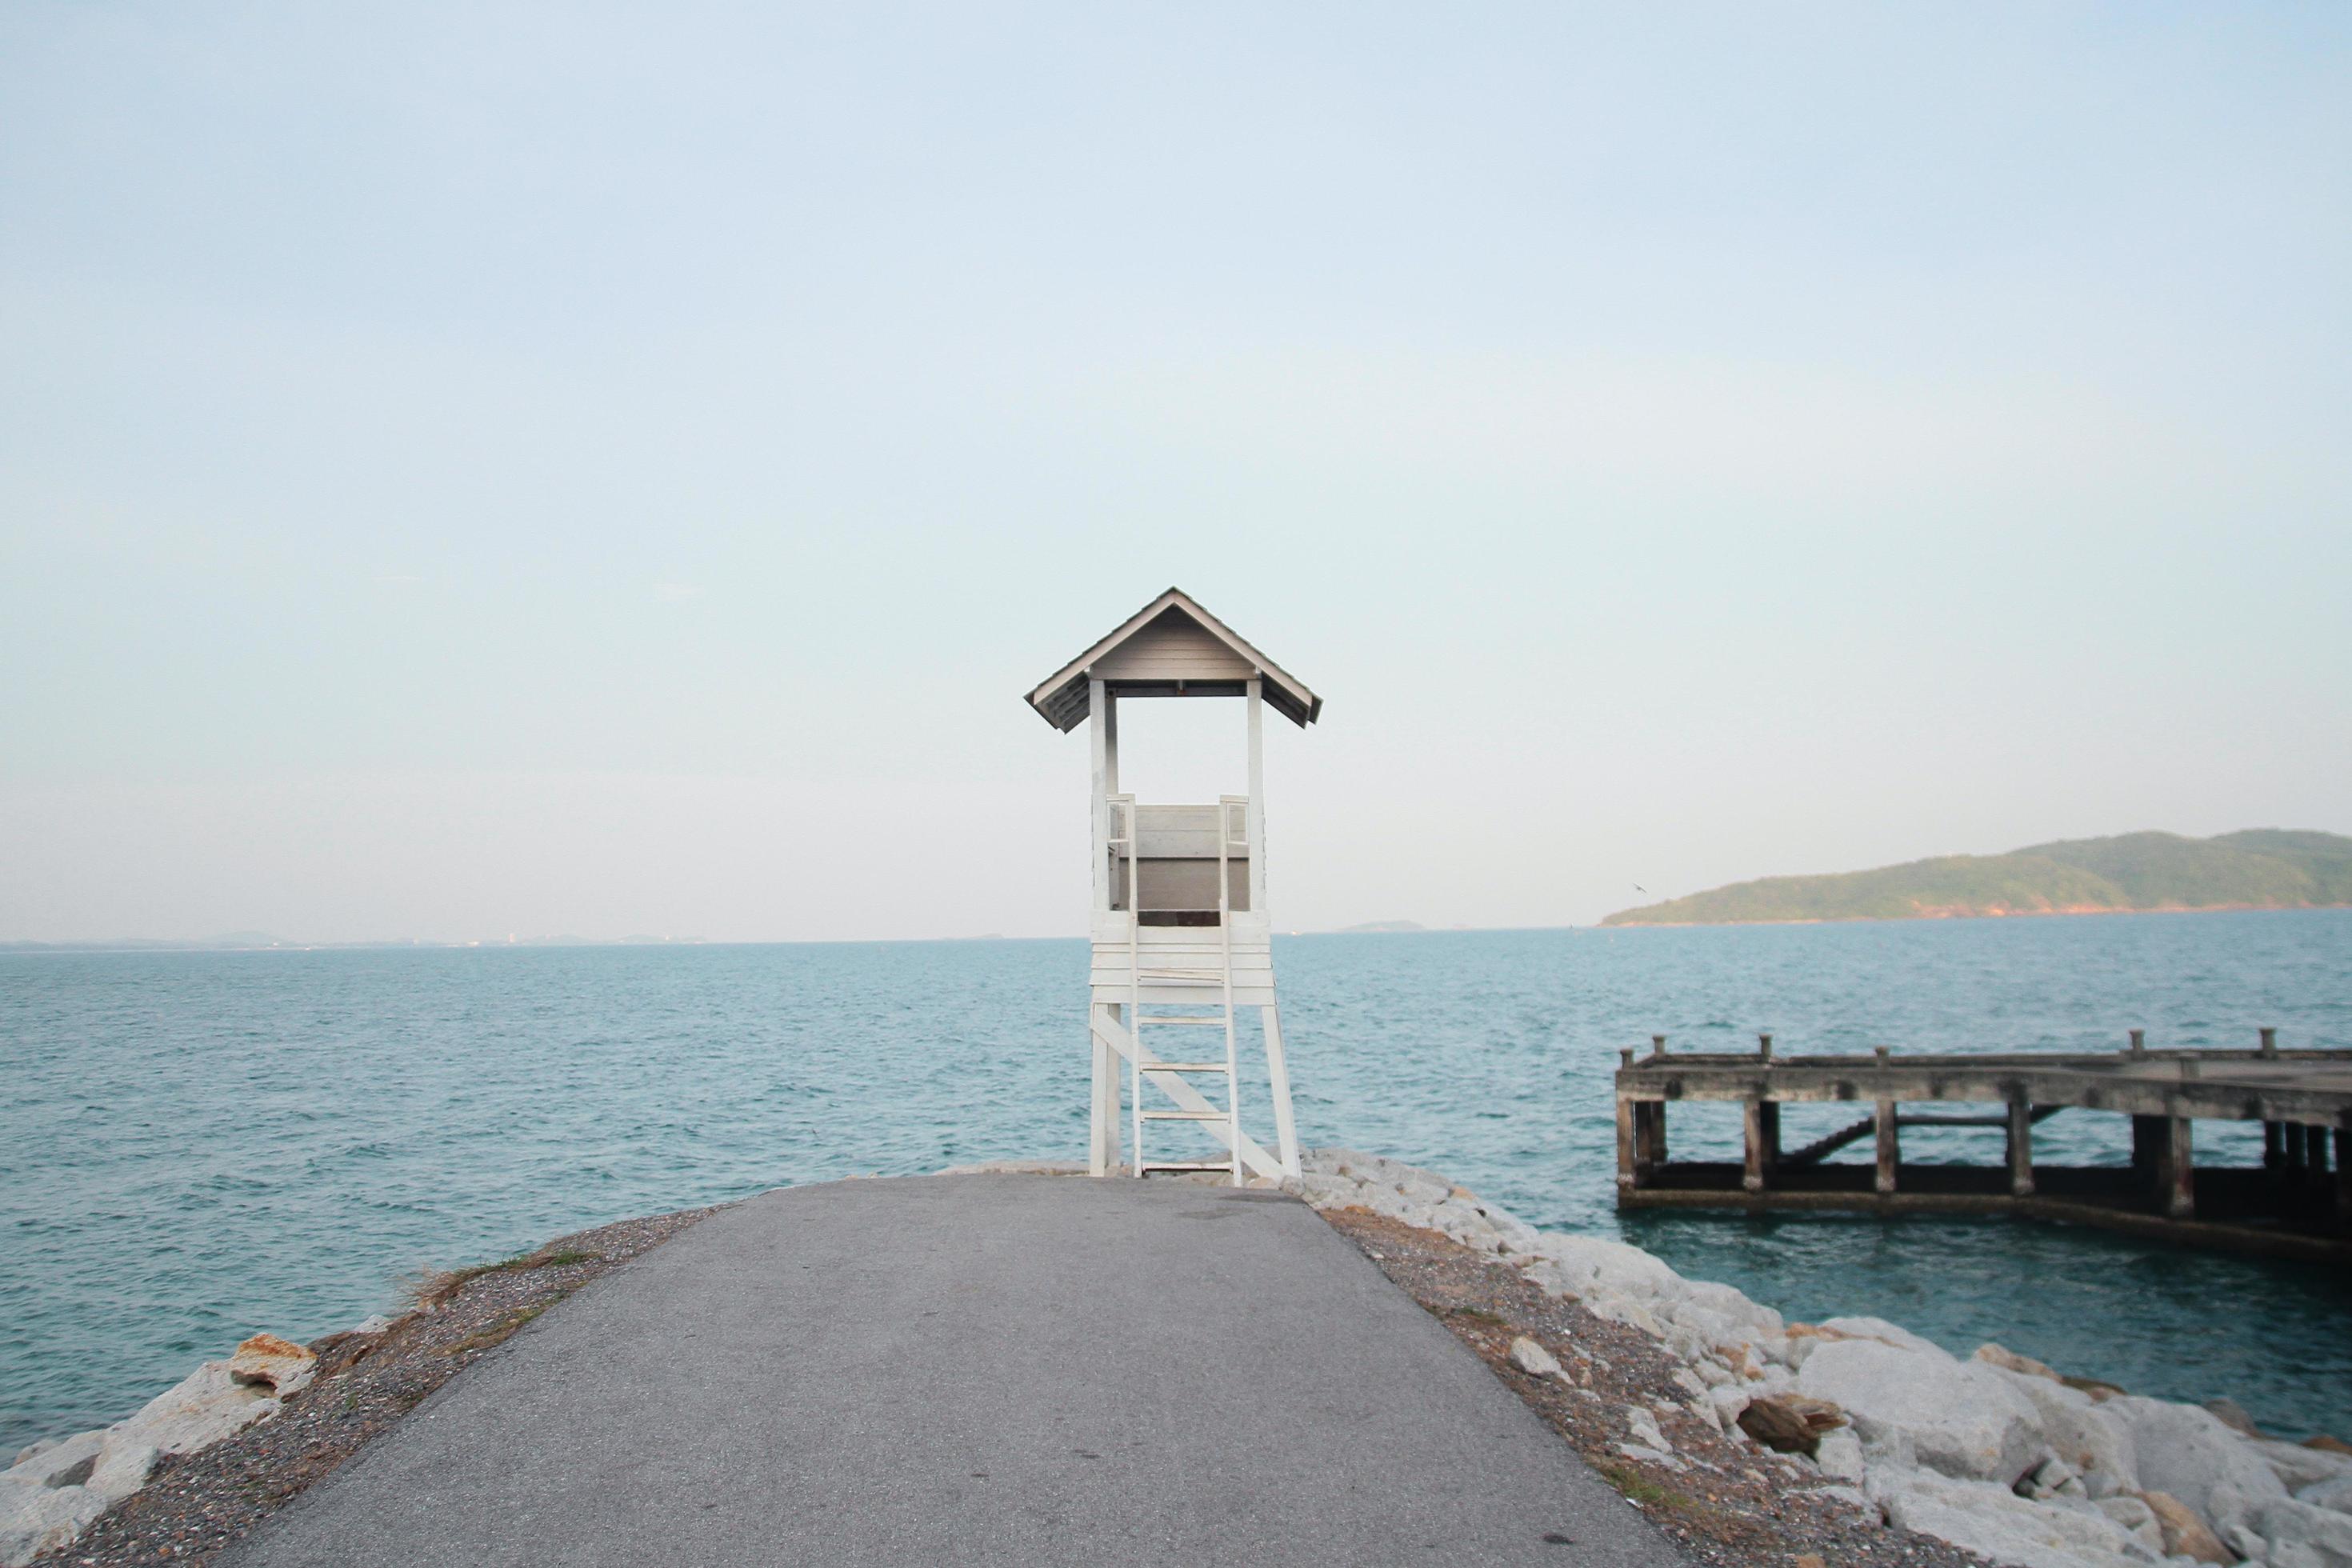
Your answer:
[3,910,2348,1454]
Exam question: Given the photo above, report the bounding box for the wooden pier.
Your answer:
[1614,1030,2352,1264]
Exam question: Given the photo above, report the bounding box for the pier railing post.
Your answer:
[2006,1095,2034,1197]
[2259,1026,2278,1058]
[1874,1097,1898,1195]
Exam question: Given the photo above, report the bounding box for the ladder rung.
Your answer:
[1136,1015,1225,1026]
[1138,1061,1228,1072]
[1137,967,1221,978]
[1138,1161,1238,1172]
[1141,1109,1230,1121]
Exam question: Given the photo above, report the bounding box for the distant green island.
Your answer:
[1602,830,2352,927]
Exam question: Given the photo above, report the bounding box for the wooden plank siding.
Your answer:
[1092,610,1258,684]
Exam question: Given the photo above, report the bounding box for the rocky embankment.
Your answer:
[0,1206,714,1567]
[0,1334,325,1566]
[1290,1150,2352,1568]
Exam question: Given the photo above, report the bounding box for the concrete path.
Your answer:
[229,1176,1688,1567]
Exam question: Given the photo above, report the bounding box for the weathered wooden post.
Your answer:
[2336,1122,2351,1226]
[2158,1117,2195,1219]
[1875,1115,1899,1194]
[1640,1102,1669,1177]
[2259,1026,2278,1058]
[2006,1094,2034,1197]
[1744,1034,1779,1193]
[2265,1121,2286,1171]
[1026,588,1319,1182]
[1615,1048,1638,1194]
[1742,1103,1780,1193]
[2128,1028,2146,1057]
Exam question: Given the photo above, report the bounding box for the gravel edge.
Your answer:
[34,1203,723,1567]
[1314,1204,1999,1568]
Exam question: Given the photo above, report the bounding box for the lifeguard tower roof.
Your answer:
[1024,586,1322,732]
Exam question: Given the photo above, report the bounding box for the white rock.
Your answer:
[1626,1406,1670,1454]
[1816,1426,1868,1483]
[2254,1496,2352,1565]
[2222,1522,2271,1562]
[1872,1466,2154,1568]
[1287,1172,1363,1210]
[2255,1440,2352,1494]
[1800,1337,2045,1483]
[2098,1495,2168,1555]
[2105,1396,2288,1526]
[121,1359,280,1456]
[1510,1337,1563,1379]
[1710,1385,1753,1431]
[1819,1315,1956,1361]
[226,1333,316,1398]
[2297,1472,2352,1514]
[1983,1367,2142,1500]
[1528,1231,1687,1303]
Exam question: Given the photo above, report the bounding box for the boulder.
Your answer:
[118,1360,279,1456]
[1526,1232,1686,1305]
[2105,1396,2287,1525]
[2139,1491,2231,1563]
[1871,1467,2153,1568]
[1509,1337,1562,1380]
[2298,1471,2352,1514]
[1738,1394,1846,1457]
[1798,1337,2044,1483]
[1815,1426,1867,1484]
[1625,1406,1670,1454]
[1981,1364,2140,1500]
[1977,1342,2063,1382]
[2094,1494,2166,1555]
[2204,1398,2264,1439]
[2253,1497,2352,1566]
[227,1333,317,1396]
[2254,1439,2352,1495]
[0,1426,162,1568]
[1818,1315,1955,1361]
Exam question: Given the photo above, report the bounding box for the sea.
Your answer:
[3,908,2349,1455]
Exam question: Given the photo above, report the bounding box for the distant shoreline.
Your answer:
[1603,829,2352,928]
[1606,900,2352,930]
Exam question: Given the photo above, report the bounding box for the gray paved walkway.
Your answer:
[228,1176,1687,1566]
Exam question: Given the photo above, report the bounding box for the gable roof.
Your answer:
[1024,586,1322,732]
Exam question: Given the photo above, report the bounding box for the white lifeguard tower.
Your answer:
[1026,588,1321,1184]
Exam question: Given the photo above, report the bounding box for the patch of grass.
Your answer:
[1446,1306,1507,1326]
[410,1246,599,1308]
[445,1304,546,1357]
[1597,1461,1699,1514]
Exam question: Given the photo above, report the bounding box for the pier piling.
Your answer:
[1614,1036,2352,1263]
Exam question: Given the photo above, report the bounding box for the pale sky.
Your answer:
[3,3,2347,943]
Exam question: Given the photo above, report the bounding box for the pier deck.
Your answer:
[1614,1033,2352,1264]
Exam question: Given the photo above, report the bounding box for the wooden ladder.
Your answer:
[1126,796,1246,1186]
